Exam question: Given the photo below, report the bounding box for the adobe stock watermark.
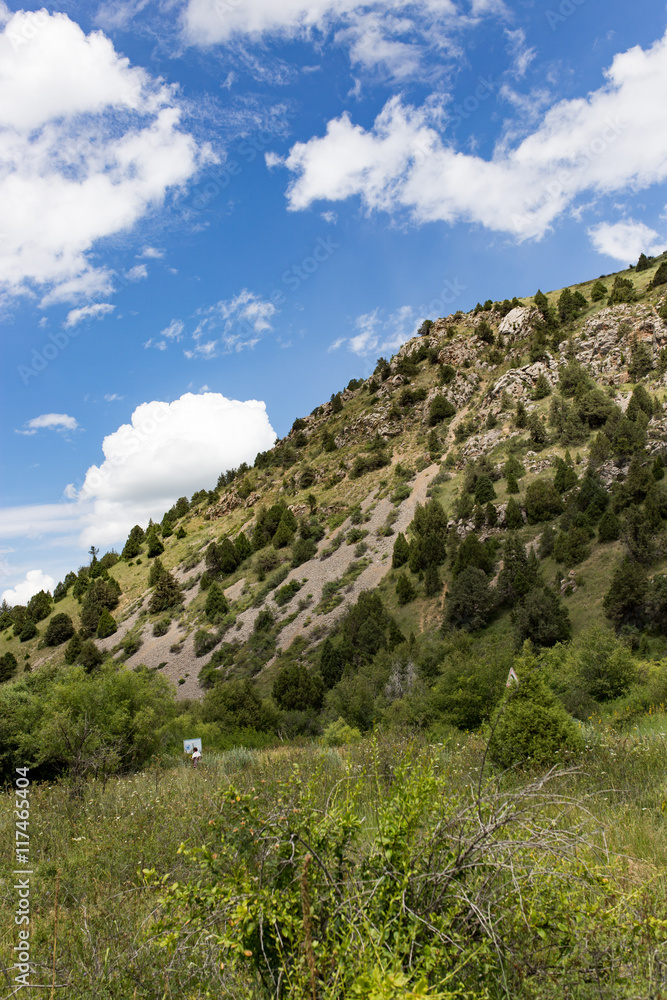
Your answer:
[13,767,32,991]
[5,2,60,52]
[18,322,89,386]
[545,0,587,31]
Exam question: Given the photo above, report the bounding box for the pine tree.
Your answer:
[96,608,117,638]
[515,400,527,428]
[235,531,252,563]
[505,497,523,529]
[64,632,83,664]
[506,473,520,495]
[272,514,294,549]
[474,474,496,504]
[205,581,229,622]
[396,573,416,605]
[146,527,164,558]
[424,563,441,597]
[149,567,183,614]
[392,532,410,568]
[320,638,345,689]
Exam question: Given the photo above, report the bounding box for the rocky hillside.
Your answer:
[4,252,667,735]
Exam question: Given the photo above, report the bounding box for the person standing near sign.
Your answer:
[191,747,202,769]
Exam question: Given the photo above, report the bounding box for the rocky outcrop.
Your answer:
[498,306,538,341]
[576,304,667,382]
[486,355,560,406]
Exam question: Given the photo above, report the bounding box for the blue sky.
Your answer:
[1,0,667,603]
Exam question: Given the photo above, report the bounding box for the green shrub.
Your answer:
[274,580,302,607]
[44,612,75,646]
[96,608,118,639]
[488,651,582,768]
[321,717,361,746]
[525,478,565,523]
[194,629,220,658]
[153,617,171,637]
[428,395,456,425]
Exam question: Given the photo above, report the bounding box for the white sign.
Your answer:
[183,738,202,754]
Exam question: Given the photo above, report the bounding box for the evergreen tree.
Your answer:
[149,567,183,614]
[96,608,117,639]
[424,563,441,597]
[19,620,38,643]
[44,612,75,646]
[0,651,18,682]
[474,474,496,504]
[446,567,493,632]
[320,638,345,689]
[553,458,578,494]
[218,537,240,573]
[146,527,164,558]
[273,663,324,711]
[235,531,252,563]
[590,279,607,301]
[506,473,520,495]
[486,502,498,527]
[488,648,582,768]
[603,558,649,629]
[205,581,229,622]
[650,261,667,288]
[598,509,621,542]
[514,586,572,648]
[79,639,104,672]
[504,498,523,529]
[515,400,527,428]
[391,532,410,568]
[26,590,52,622]
[64,632,83,664]
[533,372,551,399]
[272,513,295,549]
[396,573,416,605]
[636,252,651,272]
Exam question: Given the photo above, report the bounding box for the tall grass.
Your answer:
[1,725,667,998]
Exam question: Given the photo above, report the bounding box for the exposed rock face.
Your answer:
[487,355,560,405]
[647,415,667,453]
[205,489,261,520]
[596,459,631,487]
[576,304,667,382]
[498,306,538,341]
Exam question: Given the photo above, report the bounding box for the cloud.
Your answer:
[0,392,276,555]
[138,245,164,259]
[183,0,501,83]
[104,393,123,401]
[0,10,209,304]
[276,29,667,242]
[505,27,535,79]
[20,413,79,434]
[587,220,666,263]
[161,318,185,341]
[188,290,277,357]
[124,263,148,281]
[64,302,115,328]
[2,568,56,606]
[331,304,418,357]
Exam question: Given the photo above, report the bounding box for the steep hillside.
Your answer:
[3,252,667,740]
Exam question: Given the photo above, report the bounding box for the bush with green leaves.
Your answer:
[0,651,18,682]
[607,275,636,305]
[151,740,602,999]
[650,260,667,288]
[153,617,171,637]
[428,395,456,425]
[321,717,361,746]
[504,497,523,528]
[590,279,607,301]
[603,558,649,629]
[524,478,565,524]
[44,612,75,646]
[488,648,582,768]
[274,579,302,607]
[19,619,38,643]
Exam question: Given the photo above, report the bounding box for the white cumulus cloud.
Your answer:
[2,568,55,606]
[0,10,209,304]
[276,29,667,242]
[587,220,666,263]
[70,391,276,546]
